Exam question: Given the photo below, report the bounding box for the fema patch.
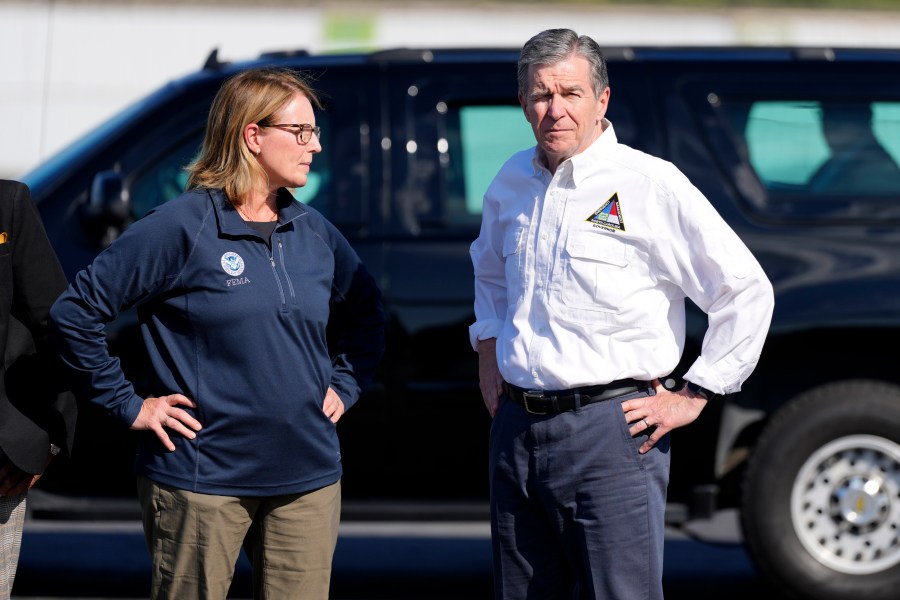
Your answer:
[220,252,245,276]
[586,192,625,232]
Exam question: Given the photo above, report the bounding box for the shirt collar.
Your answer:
[570,119,617,185]
[529,118,618,184]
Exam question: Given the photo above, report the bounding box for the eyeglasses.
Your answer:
[261,123,321,144]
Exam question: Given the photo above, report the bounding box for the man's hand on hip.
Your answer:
[477,338,504,418]
[621,379,708,454]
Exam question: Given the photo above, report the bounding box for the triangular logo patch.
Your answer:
[586,193,625,231]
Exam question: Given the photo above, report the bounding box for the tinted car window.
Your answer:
[730,100,900,196]
[445,104,534,225]
[130,135,200,218]
[129,111,335,220]
[459,105,534,214]
[687,70,900,223]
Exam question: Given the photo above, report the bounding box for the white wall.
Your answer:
[2,1,900,178]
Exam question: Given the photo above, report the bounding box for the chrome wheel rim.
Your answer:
[791,434,900,574]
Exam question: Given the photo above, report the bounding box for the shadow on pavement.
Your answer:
[12,518,789,599]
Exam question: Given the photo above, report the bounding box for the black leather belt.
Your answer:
[504,379,647,415]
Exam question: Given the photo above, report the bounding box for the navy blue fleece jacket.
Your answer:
[49,188,384,496]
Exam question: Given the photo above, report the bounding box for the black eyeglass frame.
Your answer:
[260,123,321,144]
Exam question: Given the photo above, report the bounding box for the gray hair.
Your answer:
[517,29,608,100]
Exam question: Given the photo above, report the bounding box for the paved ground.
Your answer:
[12,510,788,599]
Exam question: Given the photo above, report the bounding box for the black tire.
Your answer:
[741,379,900,600]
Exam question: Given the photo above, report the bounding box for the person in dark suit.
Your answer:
[0,179,76,600]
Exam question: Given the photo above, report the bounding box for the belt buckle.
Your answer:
[522,391,548,415]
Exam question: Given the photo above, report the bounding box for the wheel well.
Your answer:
[710,325,900,506]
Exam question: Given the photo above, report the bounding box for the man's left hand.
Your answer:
[621,379,708,454]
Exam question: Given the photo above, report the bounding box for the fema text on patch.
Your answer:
[226,277,250,287]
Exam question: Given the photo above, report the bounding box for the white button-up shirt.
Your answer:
[469,120,774,394]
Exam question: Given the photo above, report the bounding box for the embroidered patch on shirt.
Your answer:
[585,193,625,232]
[220,252,245,276]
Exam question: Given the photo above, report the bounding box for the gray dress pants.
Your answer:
[0,448,27,600]
[489,387,670,600]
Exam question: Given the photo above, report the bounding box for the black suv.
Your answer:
[23,46,900,600]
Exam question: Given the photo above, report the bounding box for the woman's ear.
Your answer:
[244,123,262,155]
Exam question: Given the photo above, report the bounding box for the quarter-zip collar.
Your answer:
[210,187,308,237]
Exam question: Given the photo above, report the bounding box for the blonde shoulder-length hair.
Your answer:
[185,66,322,204]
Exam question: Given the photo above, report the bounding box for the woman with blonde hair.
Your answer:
[49,66,385,600]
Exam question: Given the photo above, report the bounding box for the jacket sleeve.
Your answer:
[48,203,189,427]
[3,180,77,472]
[323,222,385,411]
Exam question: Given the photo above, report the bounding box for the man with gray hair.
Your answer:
[469,29,774,598]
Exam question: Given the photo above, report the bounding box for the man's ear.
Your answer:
[596,86,611,122]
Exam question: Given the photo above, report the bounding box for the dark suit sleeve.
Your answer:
[0,180,76,474]
[8,183,69,336]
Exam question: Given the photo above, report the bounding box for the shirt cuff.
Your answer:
[468,319,503,351]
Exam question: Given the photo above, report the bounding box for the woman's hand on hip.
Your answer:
[323,387,345,423]
[131,393,202,452]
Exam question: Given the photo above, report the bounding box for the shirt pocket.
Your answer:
[562,231,635,314]
[502,226,527,280]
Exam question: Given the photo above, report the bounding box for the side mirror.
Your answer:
[80,170,132,246]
